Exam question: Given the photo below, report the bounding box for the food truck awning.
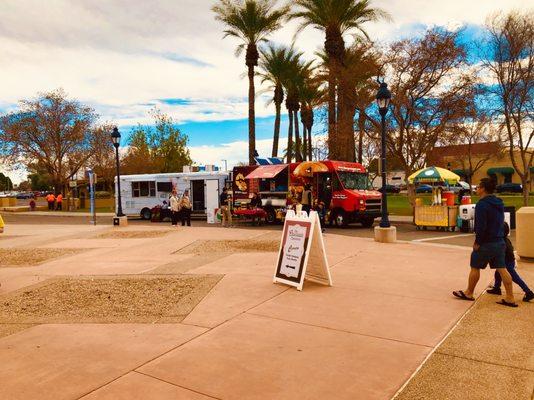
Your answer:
[245,164,287,179]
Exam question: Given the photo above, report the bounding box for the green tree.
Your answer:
[291,0,389,160]
[258,44,300,157]
[122,109,192,175]
[0,89,104,192]
[213,0,289,164]
[0,172,14,192]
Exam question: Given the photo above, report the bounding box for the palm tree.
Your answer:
[299,77,324,160]
[213,0,289,164]
[291,0,390,160]
[258,44,300,157]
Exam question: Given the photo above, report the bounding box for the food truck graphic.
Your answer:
[232,160,382,227]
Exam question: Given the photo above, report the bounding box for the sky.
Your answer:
[0,0,529,183]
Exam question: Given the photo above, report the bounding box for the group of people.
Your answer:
[453,178,533,306]
[46,193,63,211]
[168,189,192,227]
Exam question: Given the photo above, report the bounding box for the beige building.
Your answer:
[429,143,533,191]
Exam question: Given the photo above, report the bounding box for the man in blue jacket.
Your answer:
[453,178,517,307]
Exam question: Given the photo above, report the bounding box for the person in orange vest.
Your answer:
[46,193,55,210]
[56,193,63,211]
[0,213,5,233]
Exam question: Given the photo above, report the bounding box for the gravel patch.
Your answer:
[95,230,170,239]
[0,248,81,267]
[177,239,280,254]
[0,275,222,323]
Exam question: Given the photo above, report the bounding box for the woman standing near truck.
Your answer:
[179,190,192,226]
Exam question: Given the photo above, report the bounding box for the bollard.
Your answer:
[516,207,534,261]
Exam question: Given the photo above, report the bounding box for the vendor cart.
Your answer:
[414,205,458,231]
[409,166,461,232]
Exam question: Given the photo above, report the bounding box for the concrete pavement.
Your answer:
[0,222,532,399]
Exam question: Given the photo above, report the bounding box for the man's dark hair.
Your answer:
[222,187,227,192]
[479,178,496,194]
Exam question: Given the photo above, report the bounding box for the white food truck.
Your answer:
[115,170,229,220]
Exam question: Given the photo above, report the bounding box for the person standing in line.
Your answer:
[55,193,63,211]
[301,184,312,215]
[46,193,55,210]
[179,189,192,226]
[169,189,180,227]
[453,178,517,307]
[487,222,534,302]
[219,187,232,227]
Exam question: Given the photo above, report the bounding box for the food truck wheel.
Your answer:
[333,210,349,228]
[140,208,152,220]
[265,208,277,224]
[361,217,375,228]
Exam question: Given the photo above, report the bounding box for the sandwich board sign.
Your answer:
[273,210,332,291]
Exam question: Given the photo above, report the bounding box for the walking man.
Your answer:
[453,178,517,307]
[46,193,55,211]
[219,187,232,227]
[301,184,312,215]
[169,189,180,227]
[55,193,63,211]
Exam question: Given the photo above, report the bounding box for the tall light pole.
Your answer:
[376,81,392,229]
[111,127,124,217]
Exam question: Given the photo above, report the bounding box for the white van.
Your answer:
[115,171,229,220]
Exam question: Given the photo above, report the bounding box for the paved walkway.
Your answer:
[0,223,531,399]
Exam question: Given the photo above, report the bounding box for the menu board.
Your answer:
[273,210,332,291]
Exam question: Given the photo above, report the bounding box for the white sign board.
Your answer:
[273,210,332,291]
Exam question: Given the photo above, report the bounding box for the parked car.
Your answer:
[16,192,35,199]
[496,183,522,193]
[445,181,471,194]
[416,184,433,194]
[378,184,401,194]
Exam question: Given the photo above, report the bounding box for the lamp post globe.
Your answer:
[111,126,125,217]
[376,81,392,228]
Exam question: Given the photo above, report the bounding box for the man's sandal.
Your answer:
[496,299,518,308]
[452,290,475,301]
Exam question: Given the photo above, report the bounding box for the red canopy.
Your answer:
[245,164,287,179]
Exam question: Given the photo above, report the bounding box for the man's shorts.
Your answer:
[470,241,506,269]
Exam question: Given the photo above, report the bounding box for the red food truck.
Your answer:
[231,160,382,227]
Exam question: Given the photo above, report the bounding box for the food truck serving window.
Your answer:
[337,172,370,190]
[132,181,156,197]
[157,182,173,193]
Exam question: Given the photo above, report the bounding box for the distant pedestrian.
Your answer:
[55,193,63,211]
[29,199,36,211]
[46,193,55,210]
[0,213,4,233]
[487,222,534,302]
[453,178,517,307]
[179,190,192,226]
[219,187,232,227]
[301,184,312,215]
[169,190,180,227]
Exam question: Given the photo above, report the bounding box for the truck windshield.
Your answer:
[337,171,370,190]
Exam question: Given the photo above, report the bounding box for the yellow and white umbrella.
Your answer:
[408,166,461,185]
[293,161,329,177]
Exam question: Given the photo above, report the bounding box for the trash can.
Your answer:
[503,206,516,229]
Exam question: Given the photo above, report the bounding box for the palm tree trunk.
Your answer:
[308,126,313,161]
[248,64,256,165]
[357,108,365,164]
[294,110,302,162]
[328,71,337,159]
[301,119,307,161]
[272,100,282,157]
[287,109,293,163]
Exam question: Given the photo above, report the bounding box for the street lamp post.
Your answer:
[111,127,125,217]
[376,81,392,229]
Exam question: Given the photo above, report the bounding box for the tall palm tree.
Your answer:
[291,0,390,161]
[213,0,289,164]
[258,44,300,158]
[299,78,324,160]
[284,58,313,163]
